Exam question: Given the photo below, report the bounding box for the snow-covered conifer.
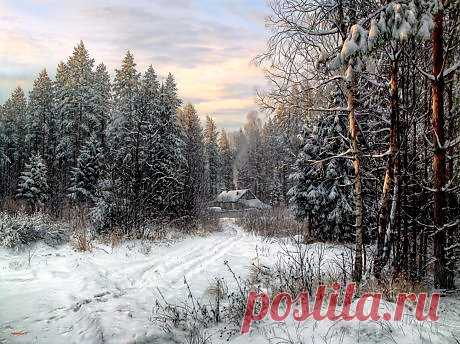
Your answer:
[68,135,103,204]
[204,116,222,198]
[289,109,354,241]
[26,70,53,157]
[17,154,48,211]
[178,103,206,216]
[219,129,234,190]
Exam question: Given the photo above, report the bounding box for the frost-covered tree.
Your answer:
[289,112,354,242]
[57,41,97,166]
[260,117,286,203]
[106,51,142,229]
[236,112,264,195]
[26,69,54,157]
[68,135,103,204]
[219,129,234,190]
[0,87,28,197]
[154,72,186,216]
[178,103,206,216]
[17,154,48,211]
[93,63,111,151]
[204,116,221,198]
[270,169,285,206]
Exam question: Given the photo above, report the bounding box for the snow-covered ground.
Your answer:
[0,218,459,343]
[0,218,277,343]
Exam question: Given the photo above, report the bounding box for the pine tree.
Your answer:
[53,61,72,163]
[93,63,111,151]
[140,66,162,204]
[0,87,28,197]
[270,169,285,207]
[26,69,53,157]
[289,113,354,241]
[68,135,103,204]
[237,112,263,195]
[219,129,234,190]
[154,72,185,216]
[107,51,142,229]
[17,154,48,211]
[234,128,248,189]
[59,41,97,166]
[261,117,284,203]
[204,116,221,198]
[178,103,206,217]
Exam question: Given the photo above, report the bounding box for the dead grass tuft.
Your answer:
[360,273,428,302]
[236,206,309,239]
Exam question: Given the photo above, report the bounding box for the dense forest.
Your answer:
[255,0,460,289]
[0,42,297,228]
[1,0,459,294]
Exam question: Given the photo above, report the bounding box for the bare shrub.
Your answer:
[152,278,217,341]
[108,228,124,248]
[196,212,220,234]
[0,212,69,249]
[236,206,309,239]
[360,273,428,302]
[0,197,26,213]
[247,236,325,297]
[184,327,212,344]
[73,225,92,252]
[69,207,93,252]
[153,266,259,341]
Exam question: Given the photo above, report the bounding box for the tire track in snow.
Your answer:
[165,236,241,286]
[155,220,245,287]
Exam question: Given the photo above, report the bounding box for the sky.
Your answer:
[0,0,270,130]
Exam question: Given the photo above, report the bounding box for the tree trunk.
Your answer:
[374,57,399,278]
[431,7,453,289]
[347,66,364,283]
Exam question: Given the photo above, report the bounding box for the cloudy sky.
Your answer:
[0,0,270,129]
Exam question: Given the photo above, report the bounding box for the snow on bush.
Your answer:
[368,19,380,50]
[418,13,434,40]
[0,212,68,249]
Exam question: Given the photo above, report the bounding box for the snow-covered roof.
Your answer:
[215,189,253,203]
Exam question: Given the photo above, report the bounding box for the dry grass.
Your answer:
[69,206,93,252]
[73,226,92,252]
[360,273,428,302]
[0,198,26,213]
[108,228,124,248]
[195,212,221,235]
[236,206,309,239]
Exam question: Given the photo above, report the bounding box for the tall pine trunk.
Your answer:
[431,6,453,289]
[375,57,399,278]
[347,66,364,283]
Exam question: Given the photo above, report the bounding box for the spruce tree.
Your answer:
[59,41,97,166]
[0,87,27,197]
[17,154,48,211]
[289,113,354,241]
[237,112,263,195]
[219,129,234,190]
[155,73,186,216]
[26,69,53,157]
[68,135,103,204]
[93,63,111,151]
[178,103,206,217]
[107,51,142,229]
[204,116,222,198]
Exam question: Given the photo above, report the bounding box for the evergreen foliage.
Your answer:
[17,154,49,210]
[289,113,354,241]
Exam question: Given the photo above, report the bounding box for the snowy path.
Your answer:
[0,218,278,343]
[1,218,459,344]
